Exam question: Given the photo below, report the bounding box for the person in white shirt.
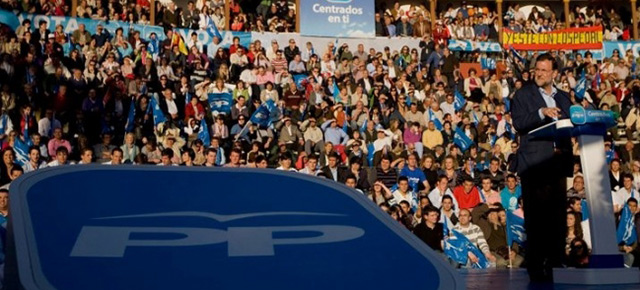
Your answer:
[389,176,418,210]
[428,175,459,211]
[440,93,456,117]
[298,155,320,176]
[275,153,297,172]
[38,109,62,138]
[102,148,124,165]
[613,173,638,213]
[46,147,74,167]
[22,147,46,173]
[373,128,398,153]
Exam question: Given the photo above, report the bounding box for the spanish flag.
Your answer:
[171,32,188,55]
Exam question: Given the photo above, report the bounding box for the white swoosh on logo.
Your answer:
[95,212,345,222]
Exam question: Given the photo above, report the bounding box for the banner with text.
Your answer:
[299,0,375,38]
[14,13,251,52]
[603,41,640,59]
[448,40,502,53]
[502,26,603,50]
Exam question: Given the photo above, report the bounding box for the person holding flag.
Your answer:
[618,198,639,268]
[453,126,474,152]
[452,209,496,268]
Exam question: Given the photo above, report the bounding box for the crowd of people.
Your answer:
[374,2,633,42]
[0,0,639,271]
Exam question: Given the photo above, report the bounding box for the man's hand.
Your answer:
[468,252,479,263]
[541,107,561,119]
[486,252,496,262]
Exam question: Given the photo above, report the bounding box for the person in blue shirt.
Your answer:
[500,174,522,212]
[399,153,429,194]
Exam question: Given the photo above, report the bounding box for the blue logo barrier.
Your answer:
[10,166,462,290]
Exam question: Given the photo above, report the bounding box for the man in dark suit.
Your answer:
[321,153,347,183]
[511,53,573,283]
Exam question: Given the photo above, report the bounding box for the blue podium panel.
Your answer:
[10,166,463,290]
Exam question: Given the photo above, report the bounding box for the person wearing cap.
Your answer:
[346,140,367,167]
[278,117,303,151]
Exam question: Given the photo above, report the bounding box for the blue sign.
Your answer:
[207,92,233,116]
[603,41,640,59]
[10,167,463,289]
[299,0,375,38]
[448,40,502,53]
[13,13,252,51]
[570,105,616,128]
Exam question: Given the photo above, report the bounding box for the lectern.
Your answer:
[531,105,640,285]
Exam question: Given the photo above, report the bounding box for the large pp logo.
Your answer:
[10,167,463,290]
[70,211,364,257]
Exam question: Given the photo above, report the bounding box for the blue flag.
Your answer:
[503,97,511,112]
[581,199,590,221]
[150,94,167,125]
[249,99,279,128]
[0,114,9,135]
[481,57,496,70]
[428,109,443,130]
[509,46,525,64]
[478,187,487,203]
[292,74,307,90]
[0,10,20,30]
[454,89,466,112]
[23,115,33,147]
[506,211,526,246]
[14,115,32,166]
[333,81,340,102]
[125,100,136,132]
[360,118,368,133]
[13,136,29,166]
[463,232,491,269]
[575,76,588,101]
[471,112,479,125]
[198,118,211,147]
[185,92,192,107]
[503,122,513,138]
[208,92,233,116]
[454,126,473,152]
[443,220,468,265]
[205,15,223,41]
[617,204,638,245]
[366,143,375,166]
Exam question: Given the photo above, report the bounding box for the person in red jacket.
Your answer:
[452,176,481,210]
